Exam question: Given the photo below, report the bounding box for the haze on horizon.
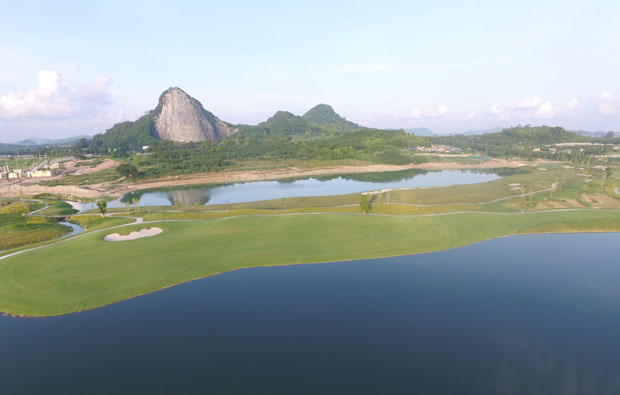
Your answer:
[1,0,619,142]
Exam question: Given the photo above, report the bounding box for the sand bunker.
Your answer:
[104,227,163,242]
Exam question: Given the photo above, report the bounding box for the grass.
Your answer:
[67,215,135,231]
[0,215,71,249]
[1,209,620,316]
[39,167,120,186]
[37,201,78,216]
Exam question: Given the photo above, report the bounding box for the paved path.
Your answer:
[24,199,49,216]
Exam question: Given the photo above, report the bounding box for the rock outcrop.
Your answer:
[153,87,236,143]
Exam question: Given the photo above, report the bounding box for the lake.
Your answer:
[1,233,620,394]
[85,168,504,209]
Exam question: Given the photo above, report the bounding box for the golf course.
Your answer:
[1,164,619,317]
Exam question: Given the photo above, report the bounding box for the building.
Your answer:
[50,162,60,170]
[28,170,55,177]
[8,170,25,180]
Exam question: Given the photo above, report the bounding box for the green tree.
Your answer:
[97,201,107,217]
[360,194,369,216]
[116,163,140,178]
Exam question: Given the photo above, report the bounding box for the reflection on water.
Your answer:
[1,233,619,394]
[98,168,508,209]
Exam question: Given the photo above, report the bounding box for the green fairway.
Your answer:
[1,209,620,316]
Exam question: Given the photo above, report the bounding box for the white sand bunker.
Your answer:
[104,227,163,242]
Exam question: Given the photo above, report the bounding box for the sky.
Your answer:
[1,0,619,142]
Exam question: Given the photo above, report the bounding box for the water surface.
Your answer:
[1,233,620,394]
[106,169,503,209]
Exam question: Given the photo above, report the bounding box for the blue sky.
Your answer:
[1,0,619,141]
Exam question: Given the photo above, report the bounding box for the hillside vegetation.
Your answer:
[433,125,587,158]
[302,104,362,132]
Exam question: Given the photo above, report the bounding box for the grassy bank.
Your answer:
[1,210,619,316]
[0,215,71,250]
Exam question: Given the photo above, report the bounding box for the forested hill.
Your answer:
[433,125,587,157]
[247,111,326,138]
[86,110,160,152]
[302,104,362,132]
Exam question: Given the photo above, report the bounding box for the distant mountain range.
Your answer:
[9,135,92,146]
[571,130,617,138]
[404,127,435,136]
[0,135,92,153]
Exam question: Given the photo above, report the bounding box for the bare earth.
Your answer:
[104,227,163,242]
[0,158,552,200]
[67,158,119,175]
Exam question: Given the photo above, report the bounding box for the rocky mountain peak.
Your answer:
[153,87,236,143]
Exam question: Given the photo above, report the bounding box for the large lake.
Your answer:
[2,233,620,394]
[97,168,505,209]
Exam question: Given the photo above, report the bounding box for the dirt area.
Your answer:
[64,159,118,175]
[533,199,584,210]
[580,193,620,208]
[0,158,553,200]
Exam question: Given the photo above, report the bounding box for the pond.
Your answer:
[1,233,619,394]
[73,168,510,211]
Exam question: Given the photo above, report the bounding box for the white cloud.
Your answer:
[491,96,577,120]
[599,92,617,115]
[0,71,72,118]
[566,98,578,109]
[71,63,79,73]
[408,105,448,120]
[534,100,560,119]
[464,112,476,120]
[0,70,113,120]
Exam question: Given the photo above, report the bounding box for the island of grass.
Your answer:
[0,165,618,317]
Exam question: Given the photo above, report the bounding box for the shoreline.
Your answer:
[0,158,547,200]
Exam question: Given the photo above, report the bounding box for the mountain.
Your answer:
[404,127,435,136]
[461,126,584,146]
[89,87,237,151]
[302,104,362,132]
[153,87,236,143]
[256,111,324,137]
[11,135,91,146]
